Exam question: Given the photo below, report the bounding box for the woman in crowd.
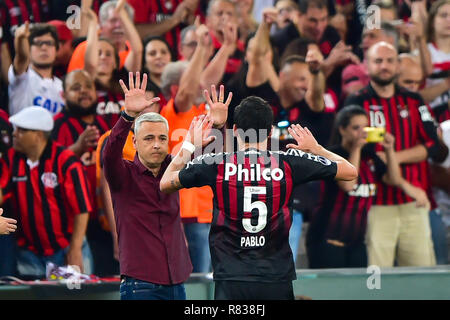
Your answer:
[84,4,142,116]
[142,36,174,107]
[306,105,429,268]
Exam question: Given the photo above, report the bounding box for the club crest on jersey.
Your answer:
[41,172,58,188]
[224,163,284,182]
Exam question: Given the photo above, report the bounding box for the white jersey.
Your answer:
[426,43,450,109]
[8,65,64,116]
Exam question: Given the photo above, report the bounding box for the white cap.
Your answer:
[9,106,54,131]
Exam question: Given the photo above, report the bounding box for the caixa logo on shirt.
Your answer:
[33,96,64,114]
[41,172,58,188]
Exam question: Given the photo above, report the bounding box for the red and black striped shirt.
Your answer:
[52,109,119,218]
[179,148,337,282]
[4,139,92,256]
[344,84,439,205]
[0,0,50,48]
[307,145,386,246]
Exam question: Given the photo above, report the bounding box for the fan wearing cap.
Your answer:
[3,107,93,279]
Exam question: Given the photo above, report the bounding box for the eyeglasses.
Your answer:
[31,40,56,48]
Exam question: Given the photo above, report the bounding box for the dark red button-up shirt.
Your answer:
[103,116,192,285]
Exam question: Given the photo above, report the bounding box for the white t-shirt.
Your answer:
[426,43,450,109]
[8,65,64,116]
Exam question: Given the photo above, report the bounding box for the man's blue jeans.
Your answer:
[120,276,186,300]
[183,222,211,273]
[289,210,303,265]
[16,238,93,279]
[430,209,448,265]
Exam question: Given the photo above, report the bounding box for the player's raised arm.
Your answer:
[286,124,358,181]
[160,115,214,194]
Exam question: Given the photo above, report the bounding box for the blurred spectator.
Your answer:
[206,0,245,84]
[423,0,450,112]
[397,54,449,265]
[344,42,440,267]
[274,0,299,32]
[329,13,348,43]
[430,120,450,263]
[83,2,142,116]
[230,0,258,42]
[398,54,423,92]
[4,107,93,279]
[127,0,200,54]
[307,105,428,268]
[8,23,64,115]
[142,36,173,107]
[341,22,399,100]
[46,20,74,78]
[52,70,120,276]
[67,0,135,72]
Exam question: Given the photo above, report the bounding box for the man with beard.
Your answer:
[52,69,120,276]
[344,41,440,267]
[8,23,64,115]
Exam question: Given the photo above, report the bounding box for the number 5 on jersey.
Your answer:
[243,187,267,233]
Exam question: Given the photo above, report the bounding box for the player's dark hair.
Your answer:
[28,23,60,50]
[329,105,368,146]
[234,96,273,143]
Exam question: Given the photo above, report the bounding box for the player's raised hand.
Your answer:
[119,72,160,118]
[286,124,321,154]
[185,115,215,149]
[203,84,233,129]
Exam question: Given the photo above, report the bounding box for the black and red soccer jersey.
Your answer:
[344,83,439,205]
[0,0,51,49]
[52,109,119,218]
[307,145,386,246]
[4,140,92,256]
[95,88,125,116]
[179,148,337,282]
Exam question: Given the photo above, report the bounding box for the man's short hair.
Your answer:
[280,54,306,71]
[28,23,60,50]
[134,112,169,136]
[99,0,135,25]
[161,61,189,99]
[298,0,328,14]
[233,96,273,143]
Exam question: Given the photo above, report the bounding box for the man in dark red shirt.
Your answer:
[103,72,192,300]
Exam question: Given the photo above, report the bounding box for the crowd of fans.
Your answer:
[0,0,449,279]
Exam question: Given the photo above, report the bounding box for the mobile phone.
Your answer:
[364,127,386,143]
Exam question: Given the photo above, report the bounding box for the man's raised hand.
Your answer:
[203,84,232,129]
[119,72,160,118]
